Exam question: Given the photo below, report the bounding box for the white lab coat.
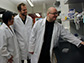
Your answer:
[0,23,21,63]
[29,17,82,63]
[13,14,33,60]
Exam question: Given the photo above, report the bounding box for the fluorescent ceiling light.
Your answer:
[36,13,40,17]
[27,0,34,7]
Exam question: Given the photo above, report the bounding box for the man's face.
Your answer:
[48,8,58,21]
[20,5,27,16]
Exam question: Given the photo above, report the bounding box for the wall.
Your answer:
[0,0,55,17]
[28,3,54,17]
[0,0,18,13]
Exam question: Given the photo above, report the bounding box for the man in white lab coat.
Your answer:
[29,7,84,63]
[0,11,21,63]
[13,3,33,63]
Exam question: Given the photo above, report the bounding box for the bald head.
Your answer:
[47,7,57,14]
[46,7,58,22]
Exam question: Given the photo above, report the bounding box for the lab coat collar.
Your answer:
[2,23,14,35]
[16,14,29,18]
[42,17,47,26]
[16,14,30,25]
[42,17,57,26]
[1,23,9,29]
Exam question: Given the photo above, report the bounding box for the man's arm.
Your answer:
[60,24,83,47]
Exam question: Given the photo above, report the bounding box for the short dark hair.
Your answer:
[17,3,26,11]
[2,11,13,25]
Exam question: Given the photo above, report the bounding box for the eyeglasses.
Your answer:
[49,12,58,15]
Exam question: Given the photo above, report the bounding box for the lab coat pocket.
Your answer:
[53,35,59,47]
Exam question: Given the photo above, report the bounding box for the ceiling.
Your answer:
[8,0,56,14]
[10,0,56,7]
[0,0,57,17]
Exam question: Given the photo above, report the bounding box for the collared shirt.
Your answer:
[20,16,27,24]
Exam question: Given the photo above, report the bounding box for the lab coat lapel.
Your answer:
[42,17,46,26]
[39,17,46,47]
[10,26,15,34]
[41,17,47,42]
[25,15,28,25]
[51,21,58,43]
[2,23,13,36]
[50,21,58,62]
[37,17,47,62]
[7,27,14,37]
[17,14,25,25]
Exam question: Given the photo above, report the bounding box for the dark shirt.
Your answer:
[20,16,26,24]
[38,20,54,63]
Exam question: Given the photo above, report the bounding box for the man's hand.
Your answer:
[29,52,34,54]
[7,55,13,63]
[80,42,84,45]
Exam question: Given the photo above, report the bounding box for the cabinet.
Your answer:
[55,1,84,63]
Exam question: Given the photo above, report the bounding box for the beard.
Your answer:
[21,13,27,16]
